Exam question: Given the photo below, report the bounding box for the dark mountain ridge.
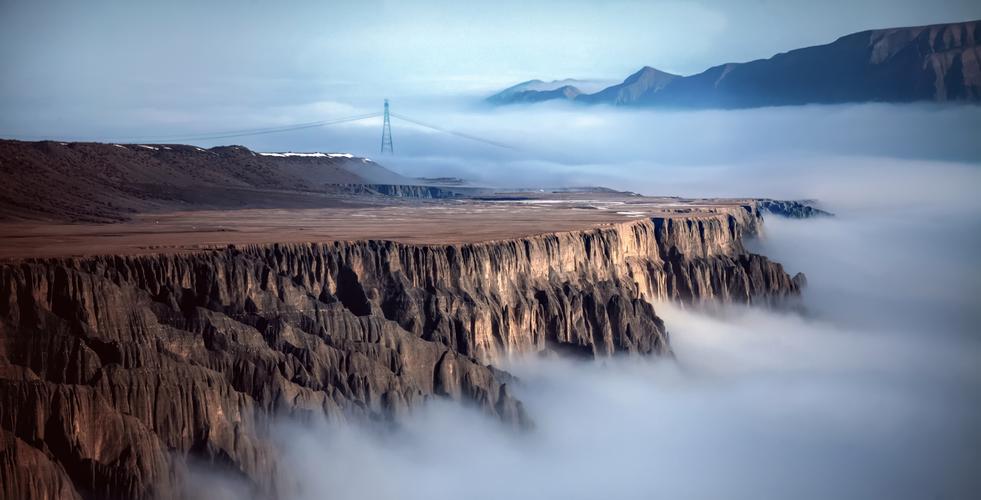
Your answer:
[487,19,980,107]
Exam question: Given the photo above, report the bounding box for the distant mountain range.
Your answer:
[487,20,980,108]
[486,78,613,104]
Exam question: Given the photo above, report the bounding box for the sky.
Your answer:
[1,0,979,141]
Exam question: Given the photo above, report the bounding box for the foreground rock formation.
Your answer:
[0,204,803,499]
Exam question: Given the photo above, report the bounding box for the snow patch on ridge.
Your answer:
[259,152,356,158]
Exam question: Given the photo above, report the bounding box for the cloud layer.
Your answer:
[228,103,981,500]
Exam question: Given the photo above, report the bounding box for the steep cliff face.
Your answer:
[0,207,801,499]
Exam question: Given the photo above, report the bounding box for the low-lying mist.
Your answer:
[219,101,981,211]
[375,102,981,183]
[191,103,981,499]
[252,198,979,500]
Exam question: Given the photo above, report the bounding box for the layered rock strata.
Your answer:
[333,183,463,198]
[0,205,801,499]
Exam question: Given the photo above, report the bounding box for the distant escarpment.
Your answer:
[756,199,833,218]
[333,183,464,198]
[488,19,980,107]
[0,206,802,499]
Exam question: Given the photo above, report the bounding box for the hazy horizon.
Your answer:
[1,0,980,142]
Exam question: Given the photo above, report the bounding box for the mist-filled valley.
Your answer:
[176,102,981,500]
[209,205,981,500]
[112,100,979,205]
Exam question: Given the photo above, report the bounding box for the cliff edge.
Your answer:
[0,205,803,499]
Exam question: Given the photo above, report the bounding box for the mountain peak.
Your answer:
[623,66,679,86]
[487,78,600,104]
[485,19,980,108]
[576,66,680,104]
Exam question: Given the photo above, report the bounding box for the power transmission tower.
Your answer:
[380,99,393,154]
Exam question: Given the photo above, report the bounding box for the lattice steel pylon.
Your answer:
[380,99,393,154]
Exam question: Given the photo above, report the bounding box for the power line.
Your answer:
[5,112,383,143]
[132,112,383,142]
[380,99,393,154]
[125,114,380,141]
[4,102,520,151]
[389,112,518,151]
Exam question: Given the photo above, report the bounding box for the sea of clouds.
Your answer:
[189,102,981,500]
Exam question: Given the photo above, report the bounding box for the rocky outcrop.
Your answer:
[0,205,801,499]
[334,183,463,198]
[756,199,833,219]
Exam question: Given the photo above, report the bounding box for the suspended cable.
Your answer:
[135,112,383,142]
[6,112,383,144]
[389,112,518,151]
[120,114,380,141]
[5,103,520,151]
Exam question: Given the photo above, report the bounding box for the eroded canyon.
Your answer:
[0,142,810,499]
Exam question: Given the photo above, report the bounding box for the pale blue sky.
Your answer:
[1,0,978,139]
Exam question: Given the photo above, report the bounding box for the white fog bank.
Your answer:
[274,306,979,500]
[259,168,981,500]
[186,103,981,500]
[204,102,981,215]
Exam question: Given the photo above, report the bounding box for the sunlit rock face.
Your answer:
[0,206,801,499]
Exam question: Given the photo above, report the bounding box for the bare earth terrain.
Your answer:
[0,139,781,258]
[0,194,755,259]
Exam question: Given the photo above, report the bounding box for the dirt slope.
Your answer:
[0,140,414,222]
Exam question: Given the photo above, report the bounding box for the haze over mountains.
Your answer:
[487,20,980,107]
[486,79,613,104]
